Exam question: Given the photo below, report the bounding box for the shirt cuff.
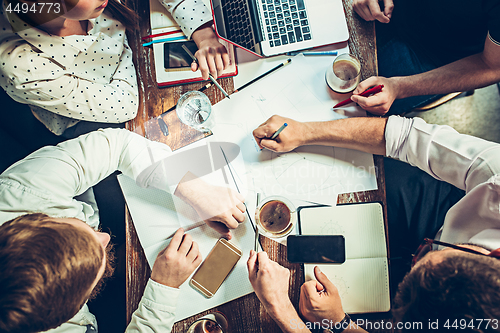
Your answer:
[385,115,414,160]
[141,279,181,312]
[170,0,213,39]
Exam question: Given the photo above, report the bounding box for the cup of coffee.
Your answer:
[325,53,361,93]
[255,196,296,238]
[186,312,228,333]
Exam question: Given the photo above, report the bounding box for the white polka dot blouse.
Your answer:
[0,0,212,135]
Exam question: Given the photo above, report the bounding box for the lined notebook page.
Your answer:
[300,203,390,313]
[304,258,390,313]
[300,203,386,259]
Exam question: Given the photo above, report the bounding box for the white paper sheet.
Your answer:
[210,53,378,204]
[118,174,256,322]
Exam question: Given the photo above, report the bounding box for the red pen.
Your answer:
[333,85,384,108]
[141,29,183,41]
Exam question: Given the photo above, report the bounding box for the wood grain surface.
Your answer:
[124,0,392,331]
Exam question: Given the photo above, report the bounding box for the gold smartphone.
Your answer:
[190,238,242,298]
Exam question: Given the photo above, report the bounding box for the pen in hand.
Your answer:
[254,192,261,252]
[270,123,288,140]
[181,44,230,99]
[333,84,384,108]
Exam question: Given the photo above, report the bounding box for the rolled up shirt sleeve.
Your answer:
[126,279,180,333]
[385,115,500,192]
[158,0,213,39]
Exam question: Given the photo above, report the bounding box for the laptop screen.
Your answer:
[211,0,263,55]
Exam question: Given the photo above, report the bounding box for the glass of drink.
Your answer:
[186,312,228,333]
[176,91,214,132]
[255,196,296,238]
[325,53,361,93]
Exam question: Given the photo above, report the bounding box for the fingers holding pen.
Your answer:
[253,115,309,152]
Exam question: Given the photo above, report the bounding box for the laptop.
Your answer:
[210,0,349,57]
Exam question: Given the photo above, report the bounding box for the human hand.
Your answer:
[247,250,296,317]
[253,115,311,152]
[353,0,394,23]
[191,23,230,80]
[299,266,345,323]
[351,76,399,115]
[175,172,245,240]
[151,228,202,288]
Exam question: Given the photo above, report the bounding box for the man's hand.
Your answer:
[191,23,230,80]
[151,228,202,288]
[175,172,245,240]
[299,266,345,323]
[353,0,394,23]
[253,115,311,152]
[351,76,400,115]
[247,250,295,317]
[195,184,245,239]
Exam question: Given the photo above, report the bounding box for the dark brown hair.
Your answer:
[393,252,500,332]
[0,213,104,333]
[105,0,138,30]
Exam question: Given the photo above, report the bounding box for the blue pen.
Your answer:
[286,50,338,56]
[142,36,186,47]
[270,123,288,140]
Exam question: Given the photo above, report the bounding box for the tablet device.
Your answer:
[164,41,198,71]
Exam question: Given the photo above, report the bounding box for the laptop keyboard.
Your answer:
[262,0,311,47]
[223,0,259,51]
[221,0,311,51]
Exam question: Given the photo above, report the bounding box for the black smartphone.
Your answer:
[164,41,198,70]
[287,235,346,264]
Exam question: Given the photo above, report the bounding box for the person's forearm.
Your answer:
[393,53,500,99]
[173,172,207,205]
[301,117,388,156]
[191,22,216,44]
[269,304,312,333]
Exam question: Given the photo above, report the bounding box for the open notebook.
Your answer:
[299,203,390,313]
[149,0,237,87]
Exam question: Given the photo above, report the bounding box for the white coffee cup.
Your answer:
[325,53,361,93]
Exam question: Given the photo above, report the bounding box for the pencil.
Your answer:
[286,50,338,56]
[333,85,384,108]
[181,45,230,99]
[161,83,213,115]
[208,75,230,99]
[234,58,292,92]
[254,192,261,252]
[270,123,288,140]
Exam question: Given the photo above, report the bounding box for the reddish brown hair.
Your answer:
[0,213,103,333]
[393,252,500,332]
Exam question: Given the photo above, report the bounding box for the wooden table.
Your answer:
[125,1,389,332]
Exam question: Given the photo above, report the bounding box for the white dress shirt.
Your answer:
[0,0,212,135]
[385,116,500,250]
[0,129,184,332]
